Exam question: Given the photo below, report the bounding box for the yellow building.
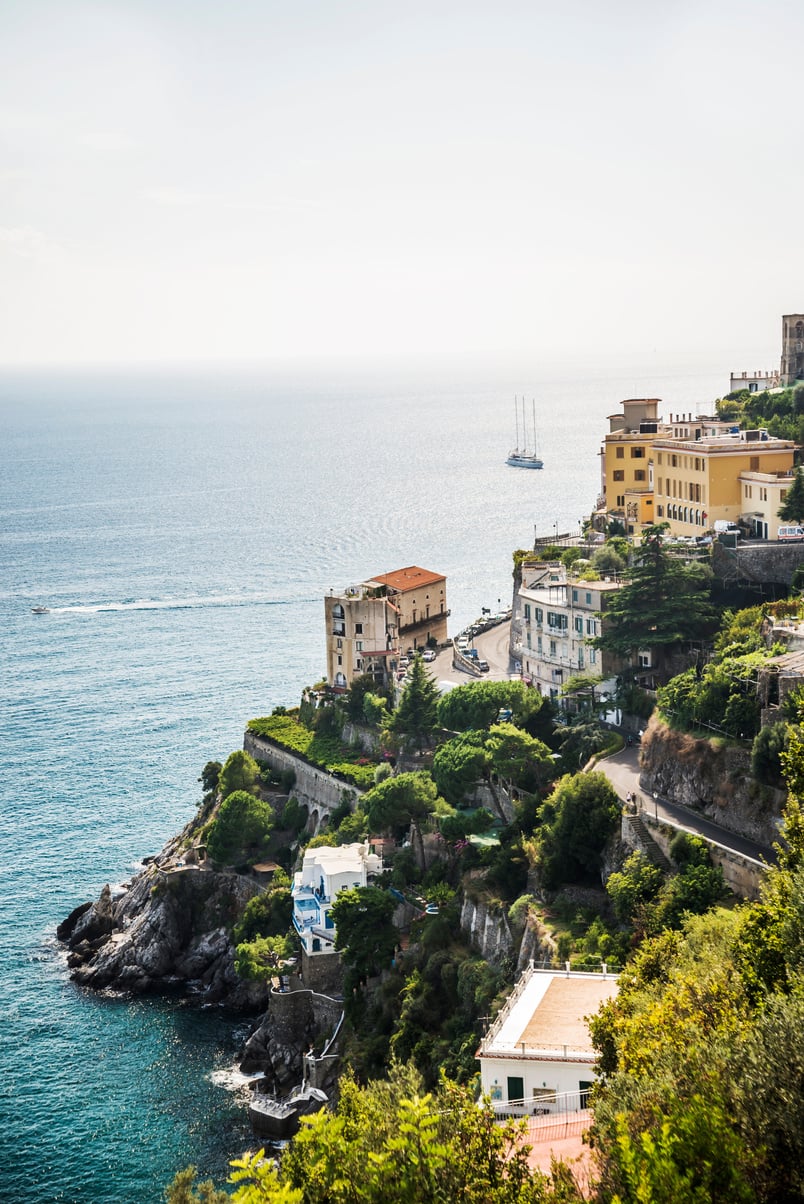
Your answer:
[599,399,797,537]
[653,432,796,535]
[739,470,797,540]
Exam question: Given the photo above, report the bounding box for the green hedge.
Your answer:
[247,715,380,788]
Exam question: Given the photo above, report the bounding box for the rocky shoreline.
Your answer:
[58,816,271,1011]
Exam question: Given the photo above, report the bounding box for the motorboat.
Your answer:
[31,606,50,614]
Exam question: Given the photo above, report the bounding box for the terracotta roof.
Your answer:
[369,566,446,593]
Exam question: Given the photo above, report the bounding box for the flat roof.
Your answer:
[369,566,446,592]
[482,969,619,1060]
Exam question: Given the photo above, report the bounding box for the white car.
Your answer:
[422,649,436,662]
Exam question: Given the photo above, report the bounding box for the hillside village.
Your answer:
[64,313,804,1203]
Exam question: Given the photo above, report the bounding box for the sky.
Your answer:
[1,0,803,368]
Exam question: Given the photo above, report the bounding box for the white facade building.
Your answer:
[512,564,624,703]
[477,965,619,1115]
[291,842,382,957]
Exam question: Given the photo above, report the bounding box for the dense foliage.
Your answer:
[247,712,379,788]
[718,381,804,443]
[593,523,716,678]
[206,790,274,867]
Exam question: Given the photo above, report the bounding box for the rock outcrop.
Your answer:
[59,828,270,1008]
[639,714,784,847]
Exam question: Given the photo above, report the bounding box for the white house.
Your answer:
[291,842,382,958]
[512,563,624,704]
[477,965,619,1115]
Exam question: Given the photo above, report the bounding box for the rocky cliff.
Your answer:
[58,820,270,1009]
[639,714,785,847]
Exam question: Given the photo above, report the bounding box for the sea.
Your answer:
[0,353,729,1202]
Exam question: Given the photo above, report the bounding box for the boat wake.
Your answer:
[43,594,316,615]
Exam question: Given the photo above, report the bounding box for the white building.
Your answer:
[477,965,619,1115]
[512,563,624,703]
[291,842,382,957]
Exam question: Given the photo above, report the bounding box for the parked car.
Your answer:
[478,659,490,672]
[422,648,436,662]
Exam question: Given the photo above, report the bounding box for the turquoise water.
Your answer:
[0,358,724,1201]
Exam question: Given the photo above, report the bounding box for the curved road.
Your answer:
[598,745,775,865]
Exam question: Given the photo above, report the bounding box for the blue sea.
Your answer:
[0,355,726,1201]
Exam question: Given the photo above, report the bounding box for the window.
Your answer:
[336,638,342,649]
[355,623,363,634]
[549,640,557,657]
[589,648,596,665]
[355,640,363,651]
[671,454,678,467]
[572,589,578,601]
[586,592,592,604]
[535,607,543,623]
[657,476,663,493]
[578,647,584,668]
[547,611,568,630]
[634,469,646,481]
[537,635,542,652]
[586,618,595,635]
[616,494,625,507]
[631,446,645,458]
[613,470,625,482]
[657,504,664,516]
[524,603,531,621]
[616,446,625,458]
[574,616,583,633]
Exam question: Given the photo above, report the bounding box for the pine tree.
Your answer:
[594,523,716,680]
[778,465,804,524]
[391,653,440,750]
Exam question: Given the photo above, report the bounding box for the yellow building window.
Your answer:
[616,446,625,459]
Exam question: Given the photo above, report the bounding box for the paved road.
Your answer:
[598,745,775,865]
[428,621,515,688]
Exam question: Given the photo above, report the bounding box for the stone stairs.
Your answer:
[622,812,671,870]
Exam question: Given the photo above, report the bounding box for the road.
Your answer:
[427,620,515,688]
[598,745,775,864]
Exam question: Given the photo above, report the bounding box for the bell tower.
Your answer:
[781,314,804,385]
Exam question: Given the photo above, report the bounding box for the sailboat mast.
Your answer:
[514,396,519,450]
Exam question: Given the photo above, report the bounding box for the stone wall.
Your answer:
[459,895,514,965]
[636,812,766,900]
[240,985,343,1089]
[711,540,804,588]
[244,731,363,831]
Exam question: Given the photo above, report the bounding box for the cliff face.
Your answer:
[58,843,270,1009]
[639,715,784,847]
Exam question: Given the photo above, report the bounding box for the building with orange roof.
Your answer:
[324,566,448,691]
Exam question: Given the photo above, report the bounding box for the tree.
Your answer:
[605,851,663,924]
[391,654,440,750]
[330,886,397,981]
[594,524,716,680]
[218,749,260,799]
[538,771,620,888]
[778,464,804,523]
[437,679,550,737]
[199,760,222,795]
[206,790,273,866]
[484,721,553,793]
[362,771,445,866]
[431,731,488,805]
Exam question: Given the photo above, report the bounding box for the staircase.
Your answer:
[622,812,670,869]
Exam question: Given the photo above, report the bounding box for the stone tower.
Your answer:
[781,314,804,385]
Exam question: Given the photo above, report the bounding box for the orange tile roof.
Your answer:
[370,566,446,593]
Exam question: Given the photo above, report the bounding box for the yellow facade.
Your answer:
[599,399,796,537]
[653,437,796,534]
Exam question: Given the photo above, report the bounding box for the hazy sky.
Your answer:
[1,0,802,367]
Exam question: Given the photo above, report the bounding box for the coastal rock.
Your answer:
[61,860,270,1009]
[639,715,784,847]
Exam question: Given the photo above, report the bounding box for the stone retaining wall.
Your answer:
[244,731,363,832]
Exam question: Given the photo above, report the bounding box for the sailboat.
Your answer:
[506,396,543,469]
